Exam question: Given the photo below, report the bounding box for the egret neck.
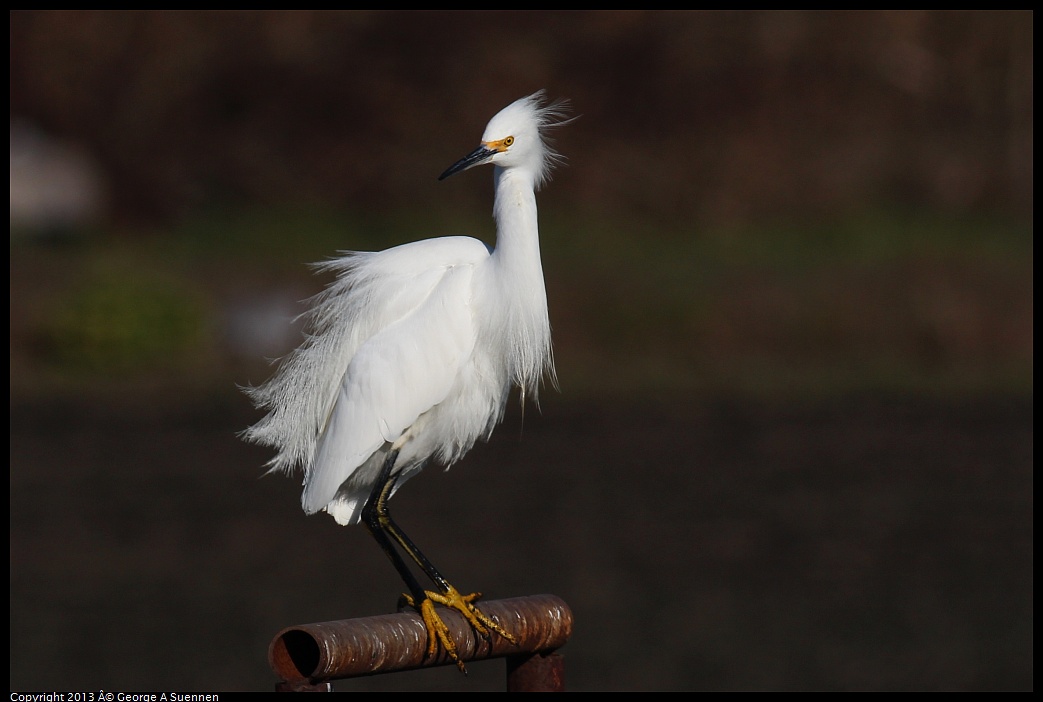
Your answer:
[488,165,554,398]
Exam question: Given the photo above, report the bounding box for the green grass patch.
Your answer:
[11,205,1033,399]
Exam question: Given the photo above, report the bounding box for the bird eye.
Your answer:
[504,136,514,147]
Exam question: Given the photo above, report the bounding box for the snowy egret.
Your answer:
[243,91,570,671]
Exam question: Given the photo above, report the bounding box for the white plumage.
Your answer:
[243,91,568,528]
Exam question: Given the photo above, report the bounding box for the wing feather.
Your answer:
[302,263,478,516]
[242,236,490,523]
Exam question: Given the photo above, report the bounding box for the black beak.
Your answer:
[438,145,497,181]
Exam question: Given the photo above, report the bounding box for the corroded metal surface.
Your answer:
[269,594,573,683]
[506,651,566,692]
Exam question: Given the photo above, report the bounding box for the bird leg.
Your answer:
[360,449,516,672]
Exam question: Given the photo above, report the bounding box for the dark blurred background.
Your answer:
[9,10,1032,691]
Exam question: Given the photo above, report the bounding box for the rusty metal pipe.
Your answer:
[507,651,566,692]
[269,594,573,684]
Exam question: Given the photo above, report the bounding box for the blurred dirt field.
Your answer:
[9,389,1032,691]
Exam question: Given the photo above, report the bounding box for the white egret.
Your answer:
[243,91,570,671]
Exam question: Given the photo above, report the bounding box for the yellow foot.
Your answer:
[402,585,517,672]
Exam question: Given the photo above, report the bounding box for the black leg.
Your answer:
[361,450,456,595]
[358,448,517,671]
[360,449,429,604]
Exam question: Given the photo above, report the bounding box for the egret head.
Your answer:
[439,90,571,189]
